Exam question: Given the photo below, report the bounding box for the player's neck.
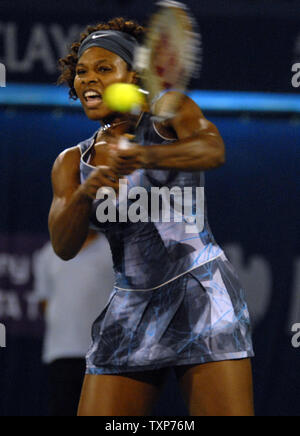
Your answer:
[100,112,144,136]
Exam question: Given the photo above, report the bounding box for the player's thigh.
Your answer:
[78,371,164,416]
[176,359,254,417]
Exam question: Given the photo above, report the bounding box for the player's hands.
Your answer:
[106,138,147,176]
[78,165,120,200]
[78,135,149,201]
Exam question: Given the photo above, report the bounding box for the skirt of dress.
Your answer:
[86,252,254,375]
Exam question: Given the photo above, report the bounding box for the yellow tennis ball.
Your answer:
[103,83,145,113]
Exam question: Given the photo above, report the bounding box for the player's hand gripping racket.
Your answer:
[135,0,202,121]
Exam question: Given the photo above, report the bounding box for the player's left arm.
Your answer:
[144,92,225,171]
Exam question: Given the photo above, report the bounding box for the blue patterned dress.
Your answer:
[78,113,254,374]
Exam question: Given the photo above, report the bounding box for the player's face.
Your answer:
[74,47,135,121]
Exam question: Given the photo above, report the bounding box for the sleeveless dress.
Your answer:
[79,113,254,374]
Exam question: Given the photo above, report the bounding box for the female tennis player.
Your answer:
[49,18,255,416]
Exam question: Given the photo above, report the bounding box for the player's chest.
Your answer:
[88,142,110,167]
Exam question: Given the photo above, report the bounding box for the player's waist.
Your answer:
[114,251,223,291]
[112,243,223,291]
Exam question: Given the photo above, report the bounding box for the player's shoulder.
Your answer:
[52,145,81,176]
[54,145,81,166]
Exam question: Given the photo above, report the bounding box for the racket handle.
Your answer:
[97,137,133,197]
[118,136,134,150]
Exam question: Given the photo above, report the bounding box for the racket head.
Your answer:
[135,1,202,119]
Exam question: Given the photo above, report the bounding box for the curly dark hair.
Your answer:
[58,17,145,100]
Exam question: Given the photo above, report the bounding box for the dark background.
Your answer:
[0,0,299,416]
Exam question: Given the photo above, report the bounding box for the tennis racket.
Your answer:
[135,0,202,120]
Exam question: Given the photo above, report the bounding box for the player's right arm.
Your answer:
[48,146,119,261]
